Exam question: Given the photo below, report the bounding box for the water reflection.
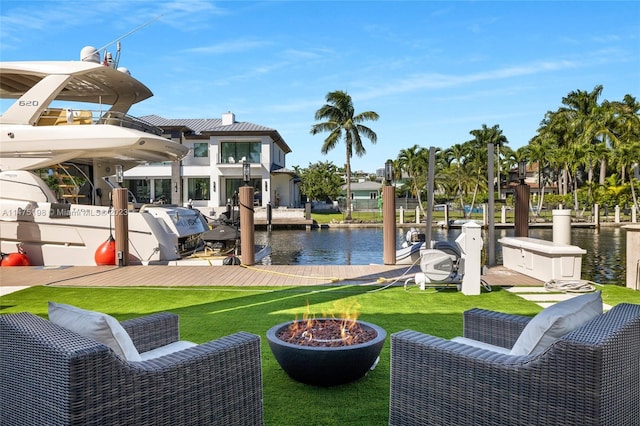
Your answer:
[255,226,627,285]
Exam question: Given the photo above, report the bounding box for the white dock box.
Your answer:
[498,237,586,282]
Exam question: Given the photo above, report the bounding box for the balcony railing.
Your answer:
[218,155,261,164]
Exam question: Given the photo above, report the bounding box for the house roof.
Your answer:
[141,114,292,154]
[343,181,383,191]
[272,167,301,182]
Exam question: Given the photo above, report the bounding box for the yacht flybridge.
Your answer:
[0,46,210,266]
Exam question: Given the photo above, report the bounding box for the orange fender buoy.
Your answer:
[95,235,116,266]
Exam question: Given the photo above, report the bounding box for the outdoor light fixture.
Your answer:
[115,164,123,184]
[518,160,527,183]
[242,159,251,185]
[265,180,268,192]
[384,159,393,185]
[213,181,216,192]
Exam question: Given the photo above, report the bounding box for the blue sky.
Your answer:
[1,1,638,172]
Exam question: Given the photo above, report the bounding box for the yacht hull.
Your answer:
[0,199,207,266]
[0,124,185,171]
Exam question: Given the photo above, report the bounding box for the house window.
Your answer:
[370,192,378,200]
[193,143,209,158]
[187,178,210,200]
[225,178,262,205]
[154,179,171,203]
[125,179,150,203]
[220,142,261,164]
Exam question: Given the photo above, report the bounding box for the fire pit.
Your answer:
[266,317,386,386]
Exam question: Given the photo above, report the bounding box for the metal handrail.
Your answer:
[97,111,163,135]
[36,108,163,136]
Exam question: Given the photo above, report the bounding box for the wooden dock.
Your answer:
[0,264,541,290]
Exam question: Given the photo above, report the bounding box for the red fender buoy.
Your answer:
[1,252,30,266]
[95,235,116,266]
[0,245,30,266]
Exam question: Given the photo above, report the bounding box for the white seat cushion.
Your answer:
[451,336,512,354]
[48,302,141,361]
[509,291,603,356]
[139,340,198,361]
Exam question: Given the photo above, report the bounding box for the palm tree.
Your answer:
[462,125,508,217]
[608,95,640,182]
[397,145,429,218]
[310,90,379,220]
[469,124,508,199]
[609,95,640,210]
[464,135,489,219]
[536,109,573,195]
[444,143,471,214]
[559,85,608,186]
[578,141,608,212]
[527,135,554,215]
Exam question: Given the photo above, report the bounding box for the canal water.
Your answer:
[255,226,627,286]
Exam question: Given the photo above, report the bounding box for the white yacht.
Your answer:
[0,46,211,266]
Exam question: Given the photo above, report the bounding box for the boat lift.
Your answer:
[402,147,489,294]
[404,222,490,294]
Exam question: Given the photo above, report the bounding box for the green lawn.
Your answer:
[310,209,634,225]
[312,210,528,224]
[2,284,639,425]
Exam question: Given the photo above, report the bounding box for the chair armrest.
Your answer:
[133,331,260,369]
[462,308,531,349]
[120,312,179,353]
[81,332,263,426]
[1,313,263,426]
[389,329,596,426]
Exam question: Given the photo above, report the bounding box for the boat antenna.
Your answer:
[93,14,163,66]
[114,42,121,69]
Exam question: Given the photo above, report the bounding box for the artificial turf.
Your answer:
[2,284,639,425]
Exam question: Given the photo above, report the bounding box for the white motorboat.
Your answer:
[395,228,462,266]
[395,228,427,265]
[0,46,213,266]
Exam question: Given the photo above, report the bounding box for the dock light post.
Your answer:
[240,160,255,265]
[113,164,127,266]
[113,187,129,266]
[115,164,124,184]
[385,160,393,185]
[515,160,530,237]
[383,159,396,265]
[518,160,526,184]
[242,160,251,185]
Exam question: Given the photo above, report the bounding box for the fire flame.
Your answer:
[284,301,362,345]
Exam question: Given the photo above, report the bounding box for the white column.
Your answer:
[552,209,572,245]
[623,225,640,290]
[455,222,483,296]
[482,203,488,227]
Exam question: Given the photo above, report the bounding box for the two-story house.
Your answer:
[123,112,300,216]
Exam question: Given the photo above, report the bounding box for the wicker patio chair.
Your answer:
[389,303,640,426]
[0,311,263,426]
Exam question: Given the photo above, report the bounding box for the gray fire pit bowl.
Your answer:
[266,318,387,387]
